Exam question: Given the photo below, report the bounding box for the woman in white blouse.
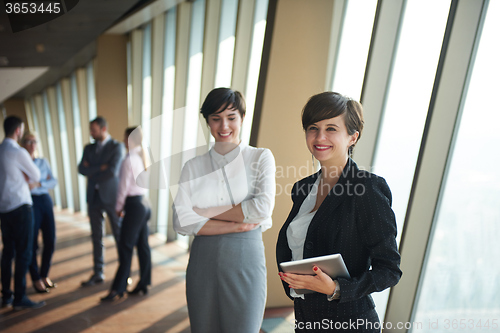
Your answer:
[101,127,151,301]
[173,88,276,333]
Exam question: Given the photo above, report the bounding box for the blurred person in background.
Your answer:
[22,131,58,294]
[101,126,151,301]
[0,116,45,310]
[78,117,125,287]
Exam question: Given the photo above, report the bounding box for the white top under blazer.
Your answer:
[173,142,276,236]
[286,175,321,299]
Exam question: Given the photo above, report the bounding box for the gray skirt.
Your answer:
[186,228,267,333]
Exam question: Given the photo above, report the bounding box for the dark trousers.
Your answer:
[29,194,56,282]
[111,196,151,293]
[88,189,121,277]
[0,205,34,302]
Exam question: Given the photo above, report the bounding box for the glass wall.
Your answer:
[56,83,74,211]
[41,92,62,206]
[368,0,451,320]
[240,0,270,144]
[372,0,451,244]
[412,1,500,331]
[214,0,239,88]
[331,0,377,101]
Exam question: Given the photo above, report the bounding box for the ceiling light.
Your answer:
[36,44,45,53]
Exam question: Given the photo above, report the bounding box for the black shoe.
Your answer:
[43,278,57,288]
[13,298,46,310]
[1,296,13,308]
[100,291,124,302]
[81,275,104,287]
[34,285,49,293]
[128,285,148,296]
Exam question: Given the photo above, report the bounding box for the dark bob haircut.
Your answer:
[200,88,246,122]
[302,92,364,155]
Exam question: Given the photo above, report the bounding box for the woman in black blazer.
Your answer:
[277,92,402,332]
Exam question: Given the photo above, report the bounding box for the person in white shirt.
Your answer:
[0,116,45,310]
[173,88,276,333]
[101,127,151,301]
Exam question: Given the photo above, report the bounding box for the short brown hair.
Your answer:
[302,92,364,155]
[200,88,246,122]
[90,116,107,129]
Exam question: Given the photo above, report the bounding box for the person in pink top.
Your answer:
[101,127,151,301]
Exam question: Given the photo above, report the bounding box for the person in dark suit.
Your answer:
[78,117,125,286]
[277,92,402,332]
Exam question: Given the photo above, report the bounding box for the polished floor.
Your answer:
[0,209,294,333]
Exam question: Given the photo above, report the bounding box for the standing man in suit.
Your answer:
[0,116,45,310]
[78,117,125,286]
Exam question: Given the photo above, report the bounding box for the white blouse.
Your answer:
[173,143,276,236]
[286,175,320,298]
[115,146,148,212]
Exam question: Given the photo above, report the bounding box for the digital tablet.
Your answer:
[280,253,350,294]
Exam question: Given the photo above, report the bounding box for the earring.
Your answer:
[311,154,316,170]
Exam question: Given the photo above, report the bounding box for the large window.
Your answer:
[412,1,500,331]
[71,74,87,213]
[373,0,451,241]
[156,8,177,238]
[240,0,269,144]
[215,0,238,88]
[42,92,62,206]
[56,83,74,211]
[370,0,451,320]
[330,0,377,101]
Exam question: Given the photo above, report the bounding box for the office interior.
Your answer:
[1,0,499,332]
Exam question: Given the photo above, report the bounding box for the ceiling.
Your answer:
[0,0,154,103]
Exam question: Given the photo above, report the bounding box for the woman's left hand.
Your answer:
[279,266,336,296]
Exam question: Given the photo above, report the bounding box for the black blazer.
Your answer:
[276,159,402,318]
[78,138,125,206]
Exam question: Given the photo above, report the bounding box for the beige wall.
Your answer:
[256,0,335,308]
[3,98,29,132]
[94,34,129,232]
[95,35,129,140]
